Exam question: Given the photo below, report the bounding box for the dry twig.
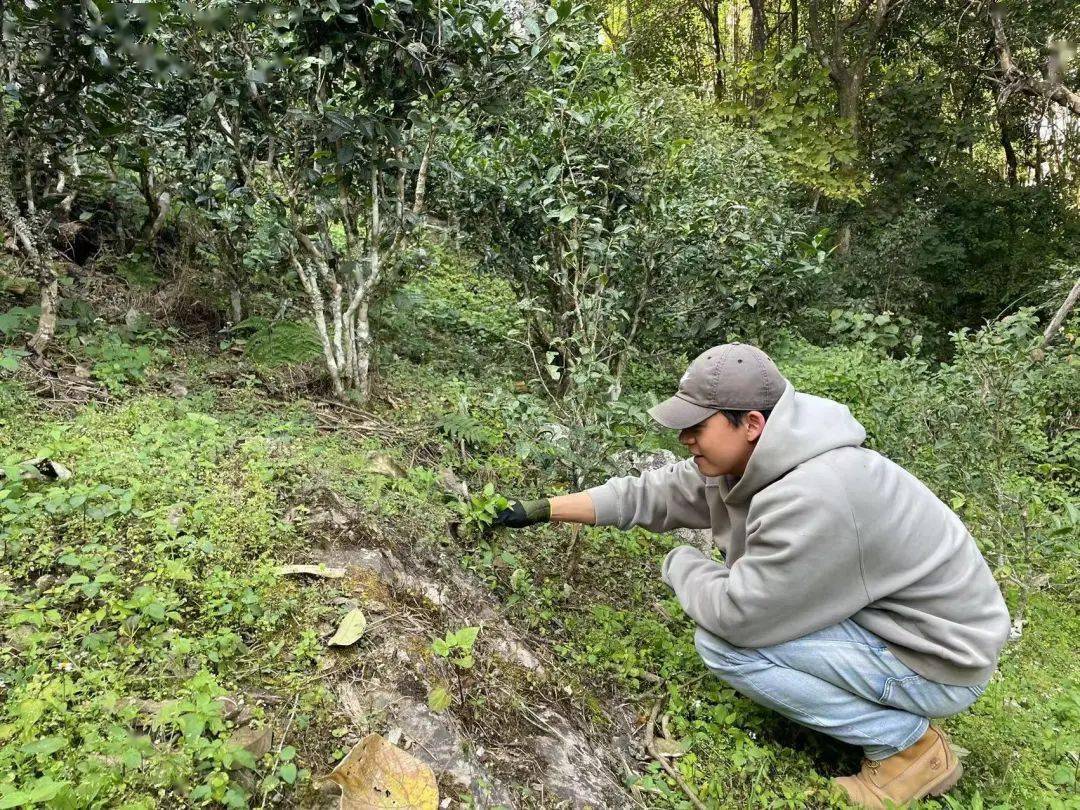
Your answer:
[642,695,708,810]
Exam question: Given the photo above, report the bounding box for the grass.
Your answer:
[1,277,1076,808]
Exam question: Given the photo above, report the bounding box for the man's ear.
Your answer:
[745,411,767,442]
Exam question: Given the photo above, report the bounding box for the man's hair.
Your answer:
[717,408,773,428]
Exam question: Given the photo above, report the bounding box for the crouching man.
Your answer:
[494,343,1010,809]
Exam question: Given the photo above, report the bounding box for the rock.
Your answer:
[530,712,627,807]
[386,695,513,808]
[349,548,393,578]
[395,570,446,607]
[277,564,347,579]
[489,635,546,677]
[339,686,512,809]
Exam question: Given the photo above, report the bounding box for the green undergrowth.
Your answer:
[0,389,350,807]
[1,293,1076,808]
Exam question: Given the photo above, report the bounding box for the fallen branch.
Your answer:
[642,696,708,810]
[1040,277,1080,348]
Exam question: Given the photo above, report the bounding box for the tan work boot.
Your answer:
[831,724,962,809]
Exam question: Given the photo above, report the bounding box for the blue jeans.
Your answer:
[694,619,989,760]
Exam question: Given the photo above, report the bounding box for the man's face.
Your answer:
[678,411,766,477]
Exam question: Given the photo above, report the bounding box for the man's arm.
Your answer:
[492,492,595,528]
[663,468,870,648]
[549,492,596,524]
[586,457,710,532]
[494,457,709,531]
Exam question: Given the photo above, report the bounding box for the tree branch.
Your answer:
[1041,277,1080,348]
[990,2,1080,115]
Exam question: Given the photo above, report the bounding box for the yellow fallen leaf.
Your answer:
[328,609,367,647]
[651,736,687,758]
[325,733,438,809]
[363,453,407,478]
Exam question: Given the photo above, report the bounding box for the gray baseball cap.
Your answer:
[647,343,787,430]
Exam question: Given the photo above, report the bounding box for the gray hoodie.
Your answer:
[587,382,1011,686]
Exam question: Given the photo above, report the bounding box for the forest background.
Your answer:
[0,0,1077,808]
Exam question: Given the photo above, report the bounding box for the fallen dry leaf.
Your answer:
[277,564,347,579]
[325,733,438,809]
[328,609,368,647]
[363,453,407,478]
[229,725,273,758]
[650,736,687,758]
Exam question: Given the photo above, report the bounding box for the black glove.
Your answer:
[492,498,550,528]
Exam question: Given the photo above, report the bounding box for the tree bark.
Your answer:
[997,105,1018,185]
[230,288,244,325]
[732,0,742,67]
[0,27,57,355]
[1041,277,1080,348]
[749,0,768,57]
[292,250,346,399]
[693,0,726,101]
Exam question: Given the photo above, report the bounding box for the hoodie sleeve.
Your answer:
[586,458,711,533]
[661,466,872,648]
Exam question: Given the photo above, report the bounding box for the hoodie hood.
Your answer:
[724,382,867,505]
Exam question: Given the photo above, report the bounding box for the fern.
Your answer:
[437,412,497,449]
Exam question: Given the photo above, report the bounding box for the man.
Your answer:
[494,343,1010,809]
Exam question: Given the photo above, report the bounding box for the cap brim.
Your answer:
[647,395,719,430]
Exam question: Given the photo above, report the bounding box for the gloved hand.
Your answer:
[492,498,550,528]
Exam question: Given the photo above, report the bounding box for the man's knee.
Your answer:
[694,626,752,672]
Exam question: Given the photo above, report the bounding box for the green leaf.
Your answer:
[21,736,67,756]
[427,686,452,712]
[327,609,367,647]
[556,205,577,223]
[1052,763,1075,785]
[0,793,30,809]
[0,349,24,371]
[455,626,480,649]
[279,762,297,784]
[0,779,62,808]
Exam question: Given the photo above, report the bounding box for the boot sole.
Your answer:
[926,761,964,797]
